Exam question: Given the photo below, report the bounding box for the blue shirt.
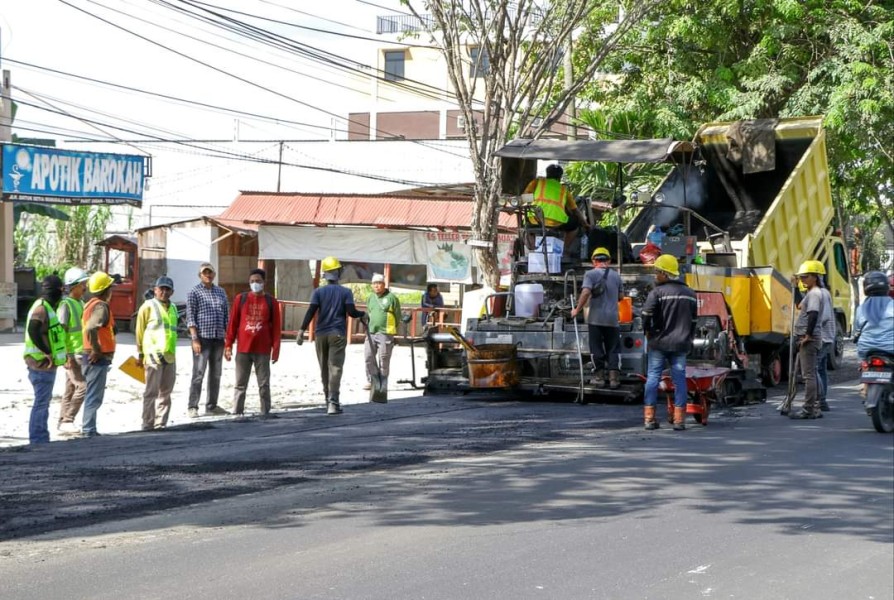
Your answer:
[186,283,229,340]
[855,296,894,359]
[304,284,358,336]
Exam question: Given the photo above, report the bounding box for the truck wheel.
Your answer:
[762,355,783,388]
[827,320,844,371]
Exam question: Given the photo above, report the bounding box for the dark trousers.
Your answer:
[189,338,224,410]
[799,339,822,412]
[817,341,832,401]
[315,334,347,402]
[587,324,620,371]
[232,352,271,415]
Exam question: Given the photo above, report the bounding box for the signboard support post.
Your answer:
[0,69,15,332]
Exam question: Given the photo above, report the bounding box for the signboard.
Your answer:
[422,231,515,283]
[2,144,147,206]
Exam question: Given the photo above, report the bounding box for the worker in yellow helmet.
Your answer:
[571,247,624,389]
[640,255,698,431]
[80,271,117,438]
[789,260,825,419]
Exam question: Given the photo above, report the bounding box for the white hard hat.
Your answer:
[63,267,90,287]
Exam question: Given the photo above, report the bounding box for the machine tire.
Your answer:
[762,355,783,388]
[827,319,844,371]
[868,385,894,433]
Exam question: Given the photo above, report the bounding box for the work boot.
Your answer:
[327,394,342,415]
[644,405,659,430]
[590,369,606,388]
[673,407,686,431]
[608,370,621,390]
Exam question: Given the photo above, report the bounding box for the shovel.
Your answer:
[364,326,388,404]
[443,326,477,353]
[779,279,799,416]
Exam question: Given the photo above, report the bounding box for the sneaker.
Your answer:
[789,409,817,420]
[327,402,343,415]
[57,422,80,435]
[205,405,230,416]
[188,408,199,418]
[362,382,371,391]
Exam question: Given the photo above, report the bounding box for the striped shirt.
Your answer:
[186,283,229,340]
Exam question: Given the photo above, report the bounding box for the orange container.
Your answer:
[618,297,633,323]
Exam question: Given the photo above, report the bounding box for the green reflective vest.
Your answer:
[60,296,85,354]
[142,298,178,361]
[23,299,68,367]
[533,178,568,224]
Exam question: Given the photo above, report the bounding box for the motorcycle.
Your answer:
[861,353,894,433]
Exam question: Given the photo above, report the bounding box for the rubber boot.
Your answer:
[644,406,659,430]
[591,369,606,388]
[608,370,621,390]
[673,406,686,431]
[327,393,342,415]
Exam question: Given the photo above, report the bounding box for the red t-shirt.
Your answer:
[225,293,282,361]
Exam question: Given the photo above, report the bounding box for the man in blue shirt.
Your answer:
[298,257,366,415]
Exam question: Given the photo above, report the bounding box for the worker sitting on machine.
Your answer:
[523,164,588,255]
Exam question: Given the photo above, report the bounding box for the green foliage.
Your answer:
[13,205,113,277]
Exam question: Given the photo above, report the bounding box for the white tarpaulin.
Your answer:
[259,225,516,283]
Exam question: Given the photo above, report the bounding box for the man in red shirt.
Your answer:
[224,269,281,417]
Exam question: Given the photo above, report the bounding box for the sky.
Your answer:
[0,0,472,227]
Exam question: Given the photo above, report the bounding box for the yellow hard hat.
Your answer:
[321,256,342,272]
[591,247,611,260]
[653,254,680,277]
[87,271,114,294]
[797,260,825,276]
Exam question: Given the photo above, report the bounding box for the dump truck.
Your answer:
[625,117,852,382]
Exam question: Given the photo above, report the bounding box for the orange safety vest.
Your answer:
[532,178,568,225]
[82,297,116,354]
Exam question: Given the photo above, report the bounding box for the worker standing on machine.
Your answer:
[641,255,698,431]
[571,247,624,389]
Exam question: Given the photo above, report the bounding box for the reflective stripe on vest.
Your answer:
[143,298,178,356]
[533,179,568,224]
[82,297,116,354]
[23,300,68,366]
[61,296,85,354]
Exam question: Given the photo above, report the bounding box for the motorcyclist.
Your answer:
[854,271,894,359]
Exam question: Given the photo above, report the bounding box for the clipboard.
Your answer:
[118,356,146,384]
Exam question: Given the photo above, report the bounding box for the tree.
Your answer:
[401,0,662,285]
[14,205,112,277]
[578,0,893,267]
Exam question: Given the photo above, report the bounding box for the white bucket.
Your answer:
[514,283,544,318]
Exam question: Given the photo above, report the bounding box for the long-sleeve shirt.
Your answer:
[641,280,698,352]
[186,283,229,340]
[225,292,282,361]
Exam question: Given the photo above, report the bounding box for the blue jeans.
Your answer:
[643,350,688,408]
[817,341,832,401]
[28,368,58,444]
[82,358,111,436]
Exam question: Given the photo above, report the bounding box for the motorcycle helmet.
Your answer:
[862,271,889,297]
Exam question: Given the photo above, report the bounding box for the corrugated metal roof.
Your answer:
[216,192,516,229]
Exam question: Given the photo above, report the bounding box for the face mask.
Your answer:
[250,282,264,293]
[45,289,63,305]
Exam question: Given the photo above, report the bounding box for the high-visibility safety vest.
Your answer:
[60,296,85,354]
[533,178,568,224]
[82,297,116,354]
[23,300,68,367]
[142,298,178,358]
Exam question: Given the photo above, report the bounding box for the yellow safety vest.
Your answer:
[533,178,568,225]
[142,298,178,363]
[23,300,67,367]
[60,296,85,354]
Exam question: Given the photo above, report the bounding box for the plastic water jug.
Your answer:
[514,283,544,318]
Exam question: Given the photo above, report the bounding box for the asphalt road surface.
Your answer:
[1,373,891,600]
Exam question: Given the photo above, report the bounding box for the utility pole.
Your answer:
[564,39,576,141]
[0,64,15,332]
[276,141,284,192]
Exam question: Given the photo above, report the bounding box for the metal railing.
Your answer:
[377,14,434,34]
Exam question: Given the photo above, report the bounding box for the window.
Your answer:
[469,46,490,78]
[384,51,405,82]
[833,241,850,283]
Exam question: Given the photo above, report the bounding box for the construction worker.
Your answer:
[297,257,366,415]
[790,260,825,419]
[135,276,178,431]
[81,271,116,438]
[815,266,835,412]
[523,164,587,252]
[641,254,698,430]
[364,273,401,391]
[57,267,90,434]
[571,247,624,389]
[23,275,68,444]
